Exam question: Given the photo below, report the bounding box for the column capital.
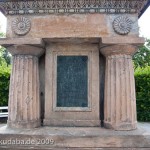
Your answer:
[7,45,45,57]
[100,44,137,57]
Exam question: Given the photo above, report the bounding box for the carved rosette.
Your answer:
[113,16,132,35]
[12,17,31,35]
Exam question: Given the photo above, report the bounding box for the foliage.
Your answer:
[135,66,150,122]
[0,61,11,106]
[0,32,11,106]
[133,39,150,69]
[0,46,4,65]
[0,45,11,65]
[0,32,5,37]
[0,32,11,66]
[133,39,150,121]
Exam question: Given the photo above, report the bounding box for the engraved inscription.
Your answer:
[57,56,88,107]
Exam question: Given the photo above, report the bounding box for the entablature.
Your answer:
[0,0,148,15]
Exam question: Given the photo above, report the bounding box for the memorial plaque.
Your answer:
[57,56,88,107]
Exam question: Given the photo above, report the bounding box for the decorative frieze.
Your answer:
[0,0,147,15]
[12,17,31,35]
[113,16,133,35]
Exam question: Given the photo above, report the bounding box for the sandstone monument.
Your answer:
[0,0,150,149]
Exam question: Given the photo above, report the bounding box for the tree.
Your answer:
[0,46,11,65]
[0,32,11,65]
[0,32,5,37]
[133,39,150,69]
[0,32,11,106]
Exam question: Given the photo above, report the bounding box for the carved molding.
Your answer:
[113,16,132,35]
[25,96,33,105]
[0,0,148,15]
[12,17,31,35]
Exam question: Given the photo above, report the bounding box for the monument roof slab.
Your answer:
[101,37,145,45]
[0,38,45,48]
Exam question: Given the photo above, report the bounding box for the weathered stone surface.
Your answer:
[0,0,147,15]
[7,45,45,128]
[8,14,108,38]
[112,16,133,35]
[44,43,100,127]
[6,14,139,38]
[44,38,100,44]
[12,17,31,36]
[100,44,138,56]
[0,123,150,149]
[0,148,150,150]
[100,45,138,130]
[0,38,44,47]
[106,14,139,37]
[101,37,145,45]
[7,45,45,56]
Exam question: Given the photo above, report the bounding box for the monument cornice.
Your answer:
[0,0,148,15]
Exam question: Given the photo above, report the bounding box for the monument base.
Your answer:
[104,121,137,131]
[7,119,41,129]
[44,119,101,127]
[0,123,150,150]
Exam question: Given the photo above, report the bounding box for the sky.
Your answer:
[0,12,6,33]
[138,6,150,38]
[0,6,150,38]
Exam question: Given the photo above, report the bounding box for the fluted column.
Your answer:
[7,45,45,128]
[100,44,137,130]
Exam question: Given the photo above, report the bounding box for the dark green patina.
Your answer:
[57,56,88,107]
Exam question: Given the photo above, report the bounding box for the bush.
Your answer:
[135,66,150,122]
[0,61,11,106]
[133,39,150,69]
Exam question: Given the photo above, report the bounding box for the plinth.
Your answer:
[0,123,150,149]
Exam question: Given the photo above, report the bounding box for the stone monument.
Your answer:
[0,0,150,149]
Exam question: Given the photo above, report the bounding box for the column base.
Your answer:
[104,121,137,131]
[7,119,41,128]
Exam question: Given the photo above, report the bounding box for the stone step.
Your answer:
[0,123,150,150]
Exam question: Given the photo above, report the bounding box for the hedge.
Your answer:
[0,62,11,106]
[135,66,150,122]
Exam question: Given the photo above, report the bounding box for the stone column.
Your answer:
[100,44,137,130]
[7,45,44,128]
